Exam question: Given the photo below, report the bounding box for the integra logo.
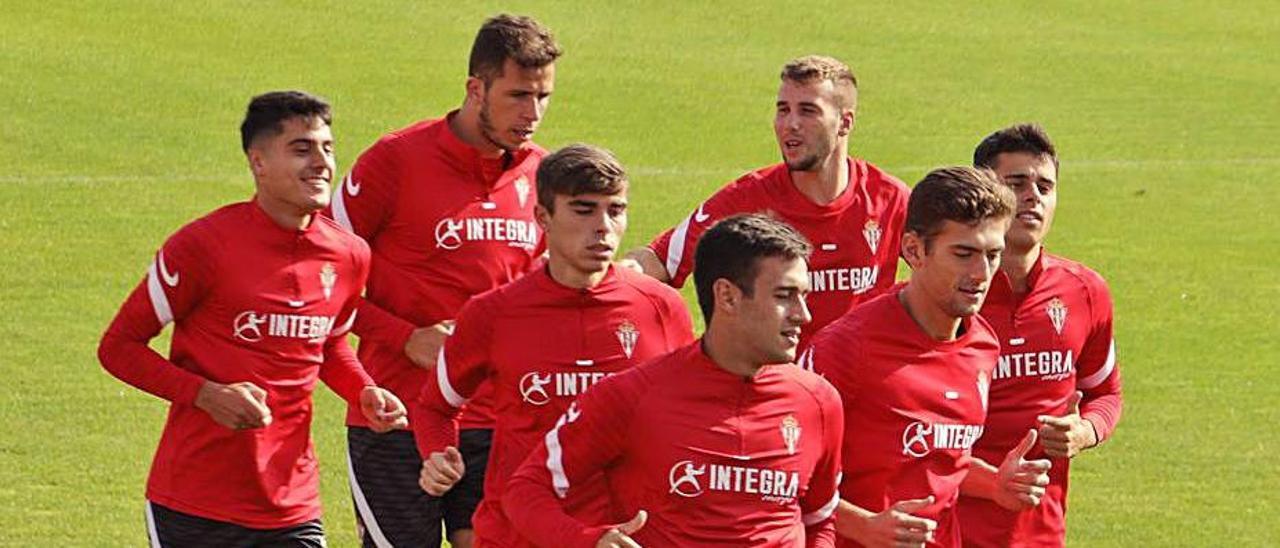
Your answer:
[666,459,800,502]
[434,217,539,251]
[901,421,983,458]
[233,310,336,343]
[518,370,614,406]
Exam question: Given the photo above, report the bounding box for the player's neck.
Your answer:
[546,258,609,290]
[450,105,504,159]
[254,195,313,231]
[791,151,848,205]
[1001,244,1041,294]
[701,327,763,378]
[898,284,963,342]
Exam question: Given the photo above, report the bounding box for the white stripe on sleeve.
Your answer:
[1077,340,1117,390]
[802,472,842,526]
[331,309,357,338]
[436,347,466,408]
[146,259,174,326]
[664,213,694,280]
[544,414,571,499]
[330,174,355,232]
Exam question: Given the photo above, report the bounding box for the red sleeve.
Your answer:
[325,137,399,239]
[647,186,741,288]
[351,297,417,350]
[413,296,494,457]
[802,380,844,548]
[502,376,638,548]
[1075,274,1123,443]
[97,227,213,405]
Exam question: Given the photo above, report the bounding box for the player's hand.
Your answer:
[596,510,647,548]
[994,430,1052,510]
[616,257,644,274]
[404,320,455,369]
[1037,391,1097,459]
[850,496,936,548]
[195,381,272,430]
[419,446,465,496]
[359,386,408,433]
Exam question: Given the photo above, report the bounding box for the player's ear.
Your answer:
[245,147,266,178]
[464,76,486,104]
[712,278,741,316]
[838,109,855,137]
[534,203,552,230]
[901,231,925,269]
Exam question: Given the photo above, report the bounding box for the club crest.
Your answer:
[616,320,639,359]
[320,263,337,301]
[514,176,531,208]
[862,219,883,254]
[780,414,801,455]
[1046,297,1068,335]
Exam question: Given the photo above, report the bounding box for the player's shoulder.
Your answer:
[616,267,685,303]
[713,163,788,200]
[1044,252,1110,289]
[363,116,447,155]
[772,363,844,410]
[830,290,900,337]
[312,214,371,255]
[179,201,252,240]
[855,158,910,190]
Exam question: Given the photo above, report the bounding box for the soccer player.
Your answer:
[624,55,909,348]
[413,144,696,546]
[324,14,561,547]
[955,124,1124,547]
[804,166,1051,548]
[97,91,408,547]
[505,214,845,547]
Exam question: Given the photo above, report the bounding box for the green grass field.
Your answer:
[2,1,1277,545]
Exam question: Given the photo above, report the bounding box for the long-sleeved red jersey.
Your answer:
[325,113,545,429]
[98,201,374,529]
[647,159,909,348]
[955,251,1123,547]
[413,265,694,546]
[504,342,844,548]
[806,288,1000,548]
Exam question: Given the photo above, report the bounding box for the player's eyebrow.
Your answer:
[567,198,599,208]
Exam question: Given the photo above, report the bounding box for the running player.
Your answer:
[98,90,407,547]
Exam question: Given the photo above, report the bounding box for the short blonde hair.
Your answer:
[780,55,858,110]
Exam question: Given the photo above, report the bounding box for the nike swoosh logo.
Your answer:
[344,174,361,197]
[158,251,179,287]
[693,204,710,223]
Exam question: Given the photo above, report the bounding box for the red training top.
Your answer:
[806,287,1000,548]
[956,251,1123,547]
[414,265,694,547]
[505,342,844,548]
[325,112,545,430]
[98,201,373,528]
[648,158,909,348]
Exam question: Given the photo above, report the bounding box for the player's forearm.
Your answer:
[833,499,878,542]
[352,297,416,349]
[958,457,1001,501]
[502,473,610,548]
[804,519,837,548]
[623,246,671,283]
[98,330,205,405]
[411,390,462,457]
[1080,391,1123,444]
[319,336,374,404]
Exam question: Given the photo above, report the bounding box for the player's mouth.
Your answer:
[511,128,535,141]
[587,243,614,259]
[957,286,986,303]
[1016,210,1043,223]
[781,327,802,347]
[783,138,804,151]
[301,175,330,189]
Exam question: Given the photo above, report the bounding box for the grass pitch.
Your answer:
[1,1,1276,545]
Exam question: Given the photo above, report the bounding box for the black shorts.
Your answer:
[346,427,491,547]
[145,501,325,547]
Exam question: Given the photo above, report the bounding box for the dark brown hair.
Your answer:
[906,166,1016,249]
[535,144,627,211]
[694,214,812,322]
[239,90,331,152]
[973,123,1058,170]
[469,14,562,84]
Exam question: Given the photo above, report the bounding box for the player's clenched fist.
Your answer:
[995,429,1052,510]
[418,446,465,496]
[596,510,647,548]
[194,381,272,430]
[359,386,408,433]
[1037,391,1097,459]
[403,320,454,369]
